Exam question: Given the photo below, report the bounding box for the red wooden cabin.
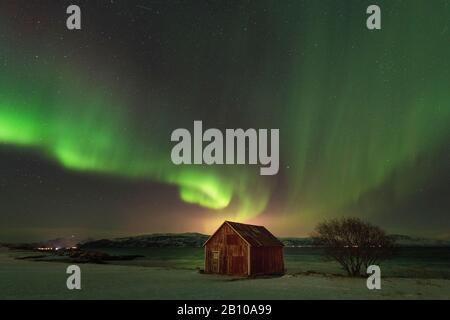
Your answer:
[203,221,285,276]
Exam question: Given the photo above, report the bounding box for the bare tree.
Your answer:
[312,218,395,277]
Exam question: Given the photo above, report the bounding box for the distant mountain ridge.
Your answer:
[80,232,209,248]
[79,233,450,248]
[388,234,450,247]
[3,233,448,249]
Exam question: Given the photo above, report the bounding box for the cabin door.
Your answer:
[212,250,220,273]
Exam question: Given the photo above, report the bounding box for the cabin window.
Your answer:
[227,234,238,245]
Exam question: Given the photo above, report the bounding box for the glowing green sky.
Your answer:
[280,1,450,228]
[0,64,245,212]
[0,0,449,239]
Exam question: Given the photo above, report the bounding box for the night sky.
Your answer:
[0,0,449,241]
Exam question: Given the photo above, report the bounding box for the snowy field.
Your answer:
[0,247,449,299]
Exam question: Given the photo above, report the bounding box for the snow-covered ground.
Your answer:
[0,248,449,299]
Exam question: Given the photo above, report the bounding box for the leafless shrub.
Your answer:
[312,217,395,276]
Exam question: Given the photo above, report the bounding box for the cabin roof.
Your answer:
[203,221,284,247]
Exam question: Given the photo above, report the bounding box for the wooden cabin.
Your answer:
[203,221,284,276]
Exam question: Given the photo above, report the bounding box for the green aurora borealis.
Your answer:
[0,0,449,240]
[0,63,239,211]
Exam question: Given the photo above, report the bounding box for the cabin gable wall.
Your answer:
[204,223,249,275]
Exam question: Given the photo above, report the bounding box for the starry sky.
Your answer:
[0,0,449,241]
